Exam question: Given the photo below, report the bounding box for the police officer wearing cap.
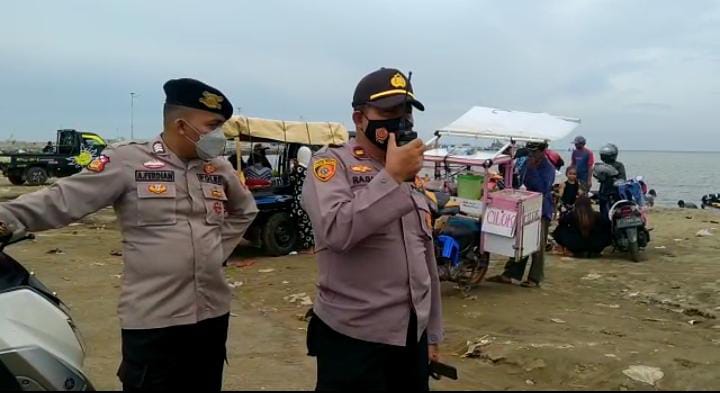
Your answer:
[302,68,443,391]
[0,78,258,390]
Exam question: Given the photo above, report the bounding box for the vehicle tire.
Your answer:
[628,241,641,262]
[24,167,48,186]
[261,212,298,256]
[7,173,25,185]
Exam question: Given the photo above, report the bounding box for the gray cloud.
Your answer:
[0,0,718,151]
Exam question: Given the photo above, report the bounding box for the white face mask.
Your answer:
[181,120,226,160]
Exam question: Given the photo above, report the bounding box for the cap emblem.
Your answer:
[390,73,407,88]
[199,91,224,110]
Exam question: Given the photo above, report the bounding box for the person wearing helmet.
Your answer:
[597,143,627,220]
[599,143,626,179]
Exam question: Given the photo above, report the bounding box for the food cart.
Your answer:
[425,106,581,263]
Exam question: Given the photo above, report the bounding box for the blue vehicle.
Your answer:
[425,190,489,292]
[222,115,349,256]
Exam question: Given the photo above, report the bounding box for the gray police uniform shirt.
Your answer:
[0,135,258,329]
[302,140,443,347]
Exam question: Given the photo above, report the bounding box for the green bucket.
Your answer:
[457,173,484,200]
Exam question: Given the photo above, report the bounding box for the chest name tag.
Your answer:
[352,175,374,186]
[197,174,224,185]
[135,170,175,182]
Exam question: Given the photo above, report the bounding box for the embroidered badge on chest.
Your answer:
[148,184,168,194]
[350,164,373,174]
[212,201,224,215]
[203,163,217,174]
[152,142,165,154]
[143,160,166,169]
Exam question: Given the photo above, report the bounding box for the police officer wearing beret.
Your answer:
[302,68,443,391]
[0,78,258,390]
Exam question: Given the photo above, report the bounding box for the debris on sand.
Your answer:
[643,317,669,323]
[551,318,567,324]
[228,281,244,289]
[654,246,667,249]
[696,229,714,237]
[68,223,82,227]
[110,250,122,256]
[46,248,64,255]
[622,365,664,386]
[682,308,716,319]
[92,262,105,267]
[523,359,546,372]
[525,379,535,386]
[228,260,256,269]
[258,268,276,273]
[581,273,602,281]
[284,293,313,306]
[596,303,621,309]
[688,320,701,326]
[462,336,495,358]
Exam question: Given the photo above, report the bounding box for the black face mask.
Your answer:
[363,116,416,151]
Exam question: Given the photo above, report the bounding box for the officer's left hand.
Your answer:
[428,344,440,363]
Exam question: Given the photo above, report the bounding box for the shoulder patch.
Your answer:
[313,158,337,182]
[87,155,110,173]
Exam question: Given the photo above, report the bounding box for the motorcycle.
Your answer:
[0,233,94,391]
[593,164,650,262]
[424,190,489,292]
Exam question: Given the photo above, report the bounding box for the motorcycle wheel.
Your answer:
[456,253,489,292]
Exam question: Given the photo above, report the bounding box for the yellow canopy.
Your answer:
[222,115,349,146]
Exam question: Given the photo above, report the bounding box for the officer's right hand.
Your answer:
[386,133,426,183]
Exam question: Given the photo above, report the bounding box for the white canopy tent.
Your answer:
[436,106,581,143]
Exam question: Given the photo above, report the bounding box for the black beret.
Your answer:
[163,78,233,120]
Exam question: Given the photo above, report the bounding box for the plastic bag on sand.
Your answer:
[622,365,663,386]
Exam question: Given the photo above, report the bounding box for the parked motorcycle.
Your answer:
[424,190,489,292]
[593,163,650,262]
[0,233,94,391]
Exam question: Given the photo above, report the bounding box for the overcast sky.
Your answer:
[1,0,719,151]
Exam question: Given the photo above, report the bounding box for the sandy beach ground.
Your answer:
[1,177,719,390]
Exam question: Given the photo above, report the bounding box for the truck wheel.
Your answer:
[7,173,25,185]
[261,212,298,256]
[25,167,48,186]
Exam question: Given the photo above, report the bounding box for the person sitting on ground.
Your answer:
[557,166,580,216]
[552,196,611,258]
[678,200,698,209]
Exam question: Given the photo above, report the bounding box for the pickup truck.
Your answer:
[0,129,107,186]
